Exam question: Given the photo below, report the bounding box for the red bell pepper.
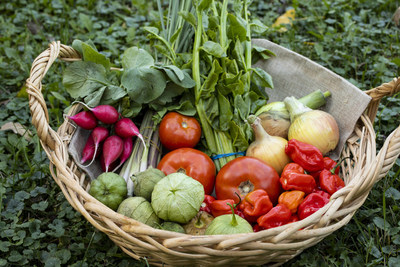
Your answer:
[210,199,236,217]
[310,157,340,181]
[278,190,305,214]
[280,163,316,194]
[285,139,324,172]
[200,195,216,214]
[319,169,345,195]
[257,204,292,229]
[298,191,330,220]
[210,198,245,218]
[239,189,273,222]
[253,224,265,232]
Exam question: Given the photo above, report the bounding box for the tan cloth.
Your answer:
[252,39,371,159]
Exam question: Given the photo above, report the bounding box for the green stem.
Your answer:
[193,7,203,104]
[227,203,238,227]
[284,96,313,122]
[244,1,252,71]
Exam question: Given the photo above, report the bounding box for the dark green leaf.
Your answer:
[251,67,274,89]
[84,86,106,107]
[121,67,166,103]
[179,11,197,29]
[82,42,110,69]
[229,121,249,151]
[121,47,154,70]
[62,61,109,99]
[227,13,247,42]
[217,92,233,131]
[201,41,226,58]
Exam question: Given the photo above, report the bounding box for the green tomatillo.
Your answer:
[89,172,127,210]
[205,203,253,235]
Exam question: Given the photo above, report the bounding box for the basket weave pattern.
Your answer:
[26,41,400,266]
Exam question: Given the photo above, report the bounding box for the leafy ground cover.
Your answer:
[1,0,399,266]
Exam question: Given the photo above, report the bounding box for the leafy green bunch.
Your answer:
[62,36,196,119]
[187,0,274,169]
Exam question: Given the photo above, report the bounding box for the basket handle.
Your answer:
[362,77,400,185]
[364,77,400,122]
[26,41,81,151]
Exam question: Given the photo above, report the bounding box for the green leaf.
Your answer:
[101,85,127,104]
[251,67,274,89]
[121,47,154,70]
[200,59,223,98]
[81,42,110,69]
[179,11,197,29]
[227,13,247,42]
[121,67,166,103]
[170,26,183,44]
[160,66,195,88]
[32,201,49,211]
[234,94,250,121]
[217,92,233,131]
[62,61,109,99]
[203,97,219,130]
[197,0,212,11]
[84,86,106,107]
[78,13,93,32]
[143,26,159,35]
[201,41,226,58]
[250,19,268,34]
[229,121,249,151]
[385,187,400,200]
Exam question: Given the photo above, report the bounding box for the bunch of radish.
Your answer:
[68,103,143,173]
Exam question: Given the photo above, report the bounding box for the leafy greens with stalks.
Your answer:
[62,1,196,118]
[186,0,273,170]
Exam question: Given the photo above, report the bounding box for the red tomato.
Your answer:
[159,112,201,151]
[157,148,216,195]
[215,156,282,204]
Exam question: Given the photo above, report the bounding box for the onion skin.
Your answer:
[255,90,331,139]
[285,96,339,155]
[246,115,291,174]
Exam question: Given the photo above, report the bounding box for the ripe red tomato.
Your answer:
[215,156,282,204]
[159,112,201,151]
[157,148,216,195]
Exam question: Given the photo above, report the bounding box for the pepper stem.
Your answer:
[227,203,238,227]
[331,157,351,174]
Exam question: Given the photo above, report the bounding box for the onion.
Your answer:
[255,90,331,139]
[284,96,339,155]
[246,115,291,174]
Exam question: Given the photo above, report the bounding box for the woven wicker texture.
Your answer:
[26,41,400,266]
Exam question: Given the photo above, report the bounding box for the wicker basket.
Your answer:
[26,41,400,266]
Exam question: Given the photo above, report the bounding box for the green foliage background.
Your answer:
[1,0,399,266]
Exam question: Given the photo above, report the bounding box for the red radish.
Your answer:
[81,135,95,164]
[73,101,119,124]
[102,135,124,172]
[115,118,141,138]
[82,126,109,167]
[115,117,147,151]
[68,111,98,130]
[112,137,133,172]
[100,155,119,172]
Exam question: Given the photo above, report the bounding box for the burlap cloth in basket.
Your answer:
[26,41,400,266]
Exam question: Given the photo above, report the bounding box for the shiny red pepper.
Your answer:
[285,139,324,172]
[319,169,345,195]
[239,189,273,222]
[210,199,244,218]
[257,204,292,229]
[200,195,216,214]
[298,191,330,220]
[253,224,265,232]
[280,163,316,194]
[310,157,340,181]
